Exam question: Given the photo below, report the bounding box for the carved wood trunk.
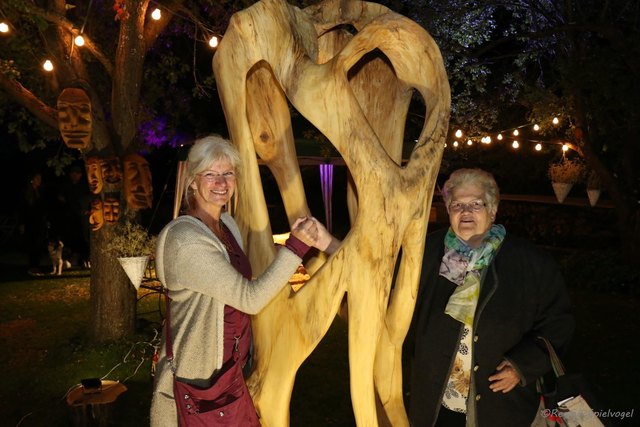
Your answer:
[213,0,450,425]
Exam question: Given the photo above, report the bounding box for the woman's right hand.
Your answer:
[290,217,318,247]
[310,217,340,254]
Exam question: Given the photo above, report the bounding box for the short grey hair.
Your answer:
[442,168,500,212]
[182,135,241,210]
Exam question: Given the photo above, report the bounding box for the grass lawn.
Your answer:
[1,248,638,426]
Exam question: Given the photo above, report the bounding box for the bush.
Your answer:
[104,219,156,258]
[548,158,585,184]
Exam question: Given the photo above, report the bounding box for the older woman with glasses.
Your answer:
[150,135,337,426]
[407,168,574,427]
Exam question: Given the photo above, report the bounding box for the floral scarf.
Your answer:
[439,224,506,326]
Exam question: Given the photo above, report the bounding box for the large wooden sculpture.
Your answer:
[213,0,450,425]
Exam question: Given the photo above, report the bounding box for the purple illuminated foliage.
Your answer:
[138,117,188,148]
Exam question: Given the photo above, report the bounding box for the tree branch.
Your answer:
[143,0,187,52]
[0,73,58,130]
[26,4,114,76]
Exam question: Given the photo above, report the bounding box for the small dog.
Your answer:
[48,240,72,275]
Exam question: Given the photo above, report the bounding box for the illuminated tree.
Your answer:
[408,0,640,257]
[0,0,237,341]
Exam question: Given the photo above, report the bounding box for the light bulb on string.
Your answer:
[535,143,542,151]
[497,134,503,141]
[533,124,540,131]
[74,35,85,46]
[151,8,161,20]
[513,129,519,136]
[453,140,459,148]
[552,117,559,125]
[512,140,519,149]
[43,59,54,72]
[209,36,219,48]
[455,129,463,138]
[0,22,9,33]
[466,139,473,146]
[562,144,569,152]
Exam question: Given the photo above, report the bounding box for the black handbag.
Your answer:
[164,291,260,426]
[536,337,605,427]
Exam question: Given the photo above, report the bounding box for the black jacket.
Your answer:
[407,228,574,427]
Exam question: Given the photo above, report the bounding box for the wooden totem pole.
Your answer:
[213,0,450,425]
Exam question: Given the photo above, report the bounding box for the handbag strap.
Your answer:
[163,289,241,374]
[163,289,176,370]
[537,336,566,377]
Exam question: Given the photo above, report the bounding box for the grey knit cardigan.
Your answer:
[150,214,303,427]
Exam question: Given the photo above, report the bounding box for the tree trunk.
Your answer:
[90,226,137,341]
[88,0,151,341]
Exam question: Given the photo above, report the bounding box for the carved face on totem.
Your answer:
[57,88,92,150]
[103,197,120,223]
[123,153,153,210]
[85,157,103,194]
[99,157,122,193]
[89,199,104,231]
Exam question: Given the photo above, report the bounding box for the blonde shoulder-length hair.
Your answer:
[182,135,242,211]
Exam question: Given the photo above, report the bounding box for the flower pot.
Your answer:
[117,256,149,290]
[552,182,573,203]
[587,189,601,207]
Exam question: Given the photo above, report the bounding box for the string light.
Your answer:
[208,35,218,48]
[0,22,9,33]
[74,35,85,46]
[453,141,459,148]
[43,59,54,71]
[151,8,162,20]
[447,114,578,154]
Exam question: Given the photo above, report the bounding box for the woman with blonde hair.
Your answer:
[150,135,336,426]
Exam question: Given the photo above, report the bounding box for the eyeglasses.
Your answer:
[198,170,236,182]
[449,199,486,213]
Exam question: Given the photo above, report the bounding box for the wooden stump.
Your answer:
[66,380,127,427]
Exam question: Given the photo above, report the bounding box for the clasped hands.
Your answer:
[290,216,336,252]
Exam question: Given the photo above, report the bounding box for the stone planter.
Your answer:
[587,189,601,207]
[552,182,573,203]
[117,256,149,290]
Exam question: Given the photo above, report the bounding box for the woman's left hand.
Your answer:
[488,360,520,393]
